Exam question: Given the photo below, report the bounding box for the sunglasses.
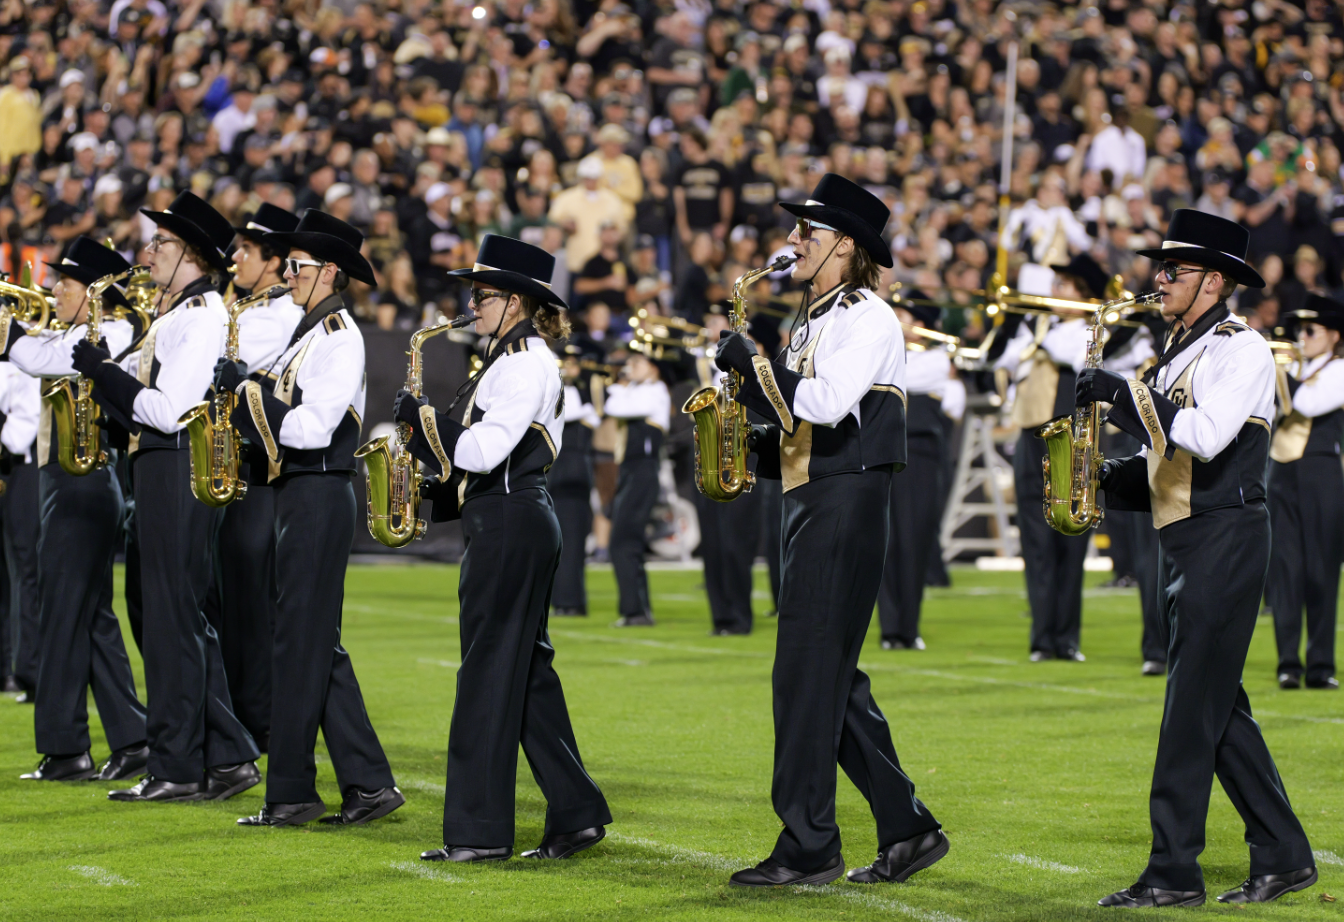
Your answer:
[795,218,837,240]
[471,289,510,307]
[1157,261,1204,284]
[285,257,327,276]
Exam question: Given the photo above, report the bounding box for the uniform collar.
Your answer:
[806,283,845,318]
[288,292,346,346]
[167,274,217,312]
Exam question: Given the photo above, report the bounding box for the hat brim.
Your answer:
[43,262,130,307]
[140,208,232,272]
[1134,245,1265,289]
[444,268,568,310]
[264,231,376,285]
[779,201,893,267]
[1284,309,1344,332]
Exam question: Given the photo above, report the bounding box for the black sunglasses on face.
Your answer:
[1157,261,1204,284]
[471,289,510,307]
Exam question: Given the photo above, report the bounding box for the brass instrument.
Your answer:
[1037,291,1163,535]
[0,271,57,335]
[630,308,708,353]
[355,315,473,547]
[113,266,156,333]
[178,287,290,506]
[683,255,795,502]
[1269,340,1303,367]
[42,270,136,475]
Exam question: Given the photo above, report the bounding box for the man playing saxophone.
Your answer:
[220,209,401,828]
[3,238,149,784]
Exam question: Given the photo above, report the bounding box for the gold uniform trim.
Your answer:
[1126,380,1168,459]
[419,404,452,473]
[751,355,794,433]
[779,316,830,492]
[530,421,557,459]
[0,306,11,355]
[1146,351,1200,528]
[871,383,907,410]
[243,380,280,461]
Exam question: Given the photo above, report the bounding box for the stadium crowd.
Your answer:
[0,0,1341,343]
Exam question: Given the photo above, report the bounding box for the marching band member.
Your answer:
[548,343,603,617]
[713,175,946,888]
[1080,210,1315,906]
[0,361,40,703]
[1268,295,1344,690]
[204,203,304,751]
[879,294,964,650]
[395,233,611,863]
[993,254,1100,662]
[69,192,261,803]
[5,239,148,782]
[223,210,400,827]
[603,345,672,627]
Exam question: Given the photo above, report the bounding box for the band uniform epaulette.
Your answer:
[505,339,530,355]
[322,312,347,334]
[840,289,865,309]
[183,295,208,309]
[1215,320,1251,336]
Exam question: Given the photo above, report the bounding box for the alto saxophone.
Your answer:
[1037,291,1162,535]
[355,315,472,547]
[179,287,289,506]
[683,255,795,502]
[42,269,133,475]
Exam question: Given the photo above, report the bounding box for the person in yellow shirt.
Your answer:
[548,157,634,273]
[0,58,43,173]
[581,124,643,208]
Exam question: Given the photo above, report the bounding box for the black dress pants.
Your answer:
[757,477,782,608]
[3,459,41,692]
[770,470,940,871]
[1013,430,1088,655]
[1103,430,1164,662]
[1269,456,1343,683]
[118,452,143,653]
[1139,503,1312,891]
[133,448,257,783]
[548,458,592,613]
[697,489,760,633]
[204,486,277,744]
[267,472,393,804]
[878,432,942,645]
[443,488,611,847]
[33,464,146,756]
[610,457,658,617]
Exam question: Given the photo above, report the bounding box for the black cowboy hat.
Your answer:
[1049,252,1110,301]
[1286,293,1344,332]
[234,202,300,244]
[46,236,131,308]
[264,208,376,285]
[892,287,941,327]
[445,233,567,310]
[779,173,893,268]
[140,191,234,272]
[1135,208,1264,288]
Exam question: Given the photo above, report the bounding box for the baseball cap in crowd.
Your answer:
[424,182,452,206]
[92,175,123,198]
[324,183,353,207]
[634,234,656,251]
[597,124,629,145]
[59,69,85,88]
[70,132,99,153]
[729,225,759,244]
[425,127,453,147]
[576,158,604,180]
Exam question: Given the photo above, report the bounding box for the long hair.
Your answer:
[841,242,882,291]
[518,293,571,341]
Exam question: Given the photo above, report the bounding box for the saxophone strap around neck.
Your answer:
[1141,301,1229,387]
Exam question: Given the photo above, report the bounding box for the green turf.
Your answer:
[2,563,1341,921]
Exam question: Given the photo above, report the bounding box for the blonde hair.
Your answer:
[518,293,571,341]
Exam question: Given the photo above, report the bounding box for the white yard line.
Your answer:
[1315,850,1344,867]
[1004,854,1085,874]
[606,832,743,872]
[68,866,136,886]
[400,778,444,795]
[389,861,460,883]
[416,658,459,669]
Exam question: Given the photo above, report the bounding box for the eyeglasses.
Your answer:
[1157,262,1204,284]
[794,218,837,240]
[147,234,181,252]
[470,289,510,307]
[285,257,326,276]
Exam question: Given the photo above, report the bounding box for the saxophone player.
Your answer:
[69,192,261,804]
[711,175,946,888]
[1078,210,1315,906]
[4,238,148,783]
[394,234,611,864]
[0,362,40,704]
[548,343,603,618]
[220,210,401,828]
[203,203,304,751]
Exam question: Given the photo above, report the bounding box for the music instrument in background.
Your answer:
[630,307,708,356]
[0,265,57,335]
[179,287,291,506]
[1037,291,1162,535]
[356,315,473,547]
[683,255,795,502]
[1268,339,1304,366]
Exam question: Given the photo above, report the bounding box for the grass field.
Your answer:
[2,563,1342,921]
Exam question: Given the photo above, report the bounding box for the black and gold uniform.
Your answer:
[548,345,603,616]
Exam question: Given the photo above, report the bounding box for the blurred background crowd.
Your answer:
[1,0,1342,344]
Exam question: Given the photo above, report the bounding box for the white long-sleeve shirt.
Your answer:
[8,318,135,377]
[1288,354,1344,418]
[562,383,601,428]
[906,345,967,421]
[995,315,1090,378]
[268,308,366,451]
[237,290,303,372]
[0,364,40,460]
[454,335,564,473]
[124,290,228,434]
[604,379,671,431]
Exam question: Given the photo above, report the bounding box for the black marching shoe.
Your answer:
[1029,650,1054,662]
[711,628,750,636]
[108,775,206,802]
[1216,867,1317,903]
[97,744,149,781]
[729,854,845,888]
[1098,883,1206,907]
[21,752,97,781]
[205,761,262,800]
[237,802,326,827]
[848,829,949,884]
[319,786,405,826]
[552,607,587,617]
[1306,677,1339,690]
[420,846,512,862]
[522,826,605,859]
[615,613,655,627]
[1142,660,1166,676]
[1279,673,1302,689]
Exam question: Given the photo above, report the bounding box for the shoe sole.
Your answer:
[730,860,846,888]
[208,774,262,801]
[1217,869,1318,904]
[268,802,328,827]
[424,850,513,863]
[891,833,950,883]
[532,829,607,860]
[331,794,407,827]
[109,790,207,803]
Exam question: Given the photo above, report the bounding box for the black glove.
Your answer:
[96,415,131,452]
[393,388,427,427]
[746,424,772,452]
[1075,368,1127,407]
[71,339,113,378]
[1098,458,1126,493]
[0,447,14,476]
[214,357,248,393]
[714,331,757,376]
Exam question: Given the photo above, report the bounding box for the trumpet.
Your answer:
[630,307,708,351]
[1268,339,1304,367]
[0,270,56,336]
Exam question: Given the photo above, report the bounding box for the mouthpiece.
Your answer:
[449,313,477,329]
[770,255,798,271]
